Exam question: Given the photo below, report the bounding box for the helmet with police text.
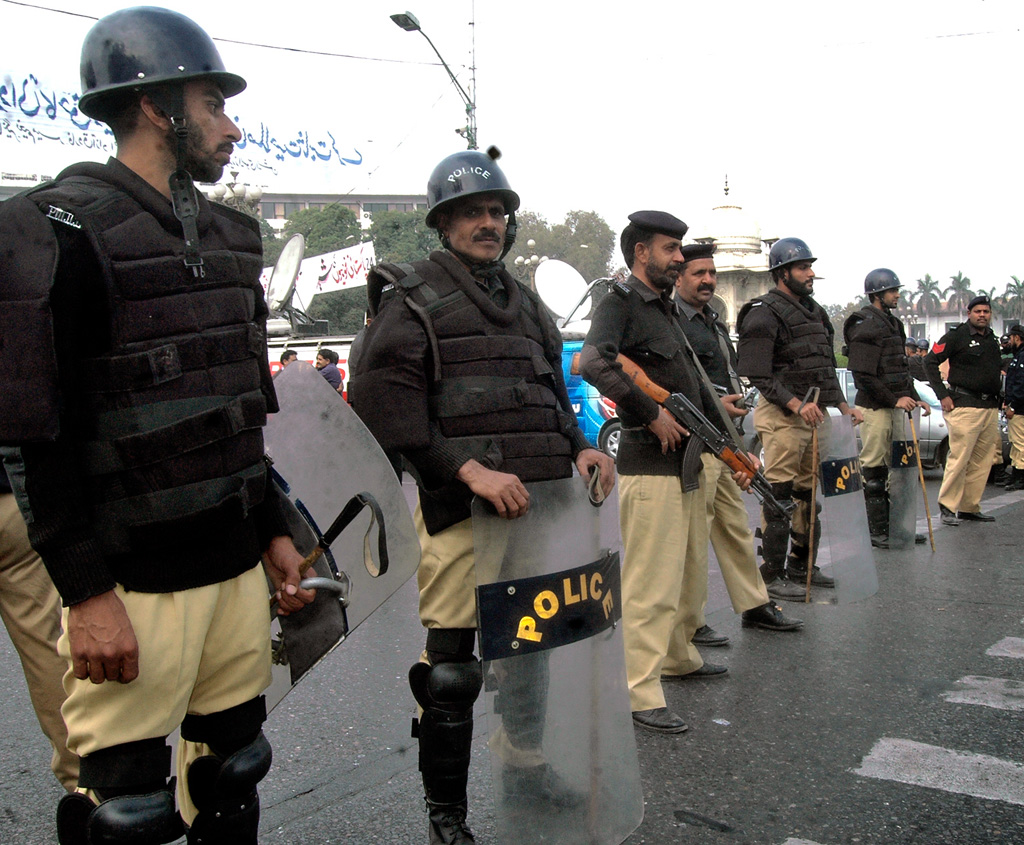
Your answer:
[864,268,901,295]
[78,6,246,122]
[768,237,816,272]
[425,148,520,230]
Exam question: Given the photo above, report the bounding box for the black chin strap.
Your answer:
[148,88,205,277]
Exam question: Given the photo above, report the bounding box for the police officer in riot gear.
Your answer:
[350,149,614,844]
[0,8,313,843]
[736,238,863,598]
[843,269,927,548]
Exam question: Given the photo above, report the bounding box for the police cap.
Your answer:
[627,211,688,240]
[967,294,991,310]
[1009,325,1024,340]
[680,243,716,263]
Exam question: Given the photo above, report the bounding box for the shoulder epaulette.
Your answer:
[612,281,632,298]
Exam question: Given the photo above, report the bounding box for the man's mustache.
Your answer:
[697,283,715,292]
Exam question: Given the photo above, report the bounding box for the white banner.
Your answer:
[1,70,366,193]
[260,241,376,307]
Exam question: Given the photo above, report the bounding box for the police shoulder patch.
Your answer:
[612,281,632,298]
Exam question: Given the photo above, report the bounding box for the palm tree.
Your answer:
[944,271,975,311]
[1002,276,1024,322]
[914,274,942,317]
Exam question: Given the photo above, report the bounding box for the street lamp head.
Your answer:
[390,12,421,32]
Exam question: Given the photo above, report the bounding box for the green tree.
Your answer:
[943,271,974,311]
[368,209,438,264]
[913,274,943,317]
[509,209,614,284]
[1001,275,1024,322]
[281,205,363,257]
[306,288,368,335]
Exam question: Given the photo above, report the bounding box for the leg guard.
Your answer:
[863,465,890,539]
[59,738,183,845]
[788,490,833,586]
[411,629,483,807]
[758,481,793,580]
[180,697,271,845]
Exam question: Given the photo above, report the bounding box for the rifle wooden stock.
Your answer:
[617,354,670,404]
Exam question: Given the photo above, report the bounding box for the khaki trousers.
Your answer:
[859,407,902,469]
[619,473,707,712]
[414,504,478,630]
[754,400,817,542]
[59,563,271,824]
[937,406,1000,514]
[0,493,79,791]
[1009,415,1024,470]
[699,454,769,620]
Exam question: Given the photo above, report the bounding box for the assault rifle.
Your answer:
[616,355,795,520]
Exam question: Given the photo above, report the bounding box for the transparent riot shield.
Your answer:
[887,409,920,550]
[261,362,420,711]
[818,413,878,603]
[473,478,643,845]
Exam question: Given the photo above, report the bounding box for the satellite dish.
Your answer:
[534,260,589,320]
[266,234,305,313]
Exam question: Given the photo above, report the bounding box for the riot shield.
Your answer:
[887,409,920,550]
[818,414,878,603]
[472,478,643,845]
[261,362,420,711]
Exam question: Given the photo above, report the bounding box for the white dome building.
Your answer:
[685,181,776,332]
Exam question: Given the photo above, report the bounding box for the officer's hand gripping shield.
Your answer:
[887,408,920,550]
[261,362,420,712]
[472,478,643,844]
[818,414,879,602]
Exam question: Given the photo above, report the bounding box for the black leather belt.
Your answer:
[951,386,1001,403]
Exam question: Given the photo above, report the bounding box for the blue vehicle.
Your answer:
[562,336,621,458]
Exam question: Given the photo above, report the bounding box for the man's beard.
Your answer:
[167,124,228,184]
[786,275,813,298]
[648,260,684,291]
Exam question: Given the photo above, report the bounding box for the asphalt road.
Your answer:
[3,469,1024,844]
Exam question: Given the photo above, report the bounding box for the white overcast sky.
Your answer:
[3,0,1021,306]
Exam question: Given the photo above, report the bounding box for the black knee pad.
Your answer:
[57,788,183,845]
[180,697,270,845]
[409,659,483,714]
[863,465,888,498]
[185,733,272,845]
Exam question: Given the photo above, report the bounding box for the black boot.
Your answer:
[1006,468,1024,491]
[862,465,890,549]
[427,799,475,845]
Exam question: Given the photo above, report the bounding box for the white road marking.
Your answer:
[853,738,1024,806]
[987,637,1024,659]
[942,676,1024,711]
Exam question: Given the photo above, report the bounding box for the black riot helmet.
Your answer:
[425,148,520,262]
[768,237,816,272]
[78,7,246,278]
[864,268,902,296]
[79,7,246,123]
[425,148,520,228]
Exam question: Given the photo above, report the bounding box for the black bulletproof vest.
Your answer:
[756,289,843,406]
[386,254,576,483]
[25,172,270,555]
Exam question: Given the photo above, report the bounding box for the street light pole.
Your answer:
[391,10,477,149]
